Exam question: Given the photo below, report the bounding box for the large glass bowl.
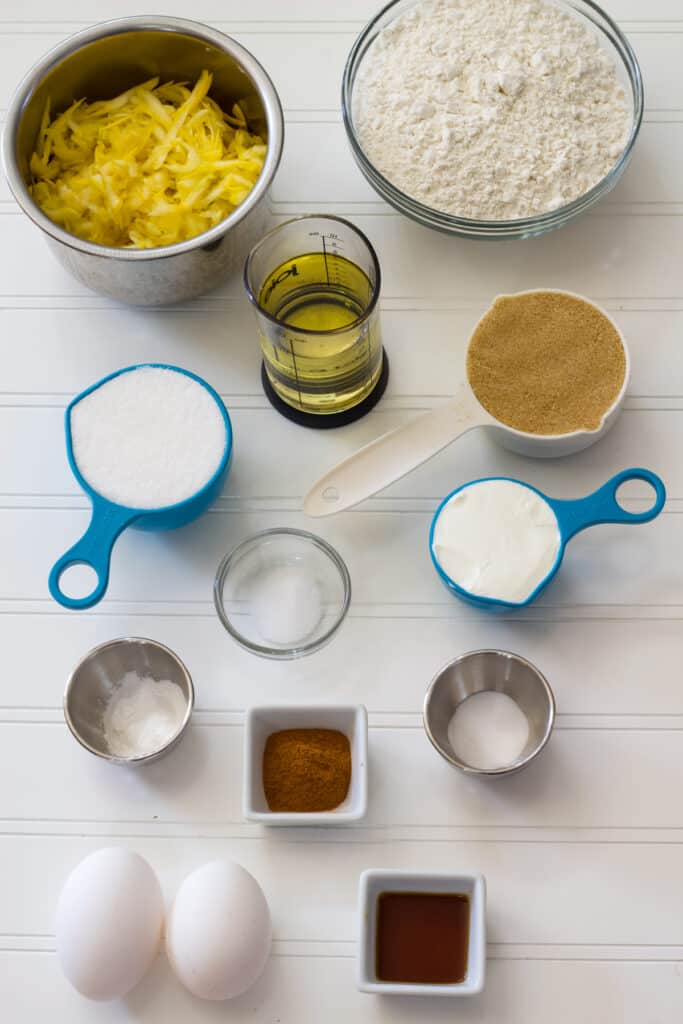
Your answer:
[342,0,643,240]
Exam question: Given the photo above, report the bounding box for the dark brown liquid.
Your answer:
[375,892,470,985]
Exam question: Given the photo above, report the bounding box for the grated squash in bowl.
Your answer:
[29,69,267,249]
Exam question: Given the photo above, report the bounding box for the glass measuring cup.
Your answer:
[429,469,666,611]
[244,215,387,426]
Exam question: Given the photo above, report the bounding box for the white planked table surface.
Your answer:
[2,1,683,1020]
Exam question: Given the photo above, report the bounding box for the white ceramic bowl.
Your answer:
[357,869,486,997]
[243,704,368,825]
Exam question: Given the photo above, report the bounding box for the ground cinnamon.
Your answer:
[467,290,627,435]
[262,728,351,812]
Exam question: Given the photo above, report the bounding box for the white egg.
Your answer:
[56,847,164,1001]
[166,859,271,1000]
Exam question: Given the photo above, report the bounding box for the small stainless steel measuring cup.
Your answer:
[429,468,666,610]
[304,290,630,516]
[64,637,194,764]
[423,650,556,777]
[244,214,387,426]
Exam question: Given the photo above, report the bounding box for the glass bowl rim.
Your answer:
[341,0,644,236]
[213,527,352,659]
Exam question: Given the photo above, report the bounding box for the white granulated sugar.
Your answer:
[354,0,631,220]
[71,367,227,509]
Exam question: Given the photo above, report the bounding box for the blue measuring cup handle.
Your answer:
[48,500,139,610]
[548,468,666,543]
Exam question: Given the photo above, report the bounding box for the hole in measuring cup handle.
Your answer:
[48,501,138,610]
[550,468,667,542]
[48,554,109,610]
[614,472,664,517]
[601,468,667,524]
[55,563,100,601]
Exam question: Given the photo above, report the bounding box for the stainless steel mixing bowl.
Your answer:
[2,17,284,304]
[423,650,555,776]
[64,636,194,765]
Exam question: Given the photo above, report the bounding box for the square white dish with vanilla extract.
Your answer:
[357,869,486,996]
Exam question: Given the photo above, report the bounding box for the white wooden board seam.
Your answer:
[3,825,683,844]
[2,937,683,962]
[1,393,683,406]
[3,603,683,622]
[0,19,679,28]
[1,296,683,310]
[4,712,683,728]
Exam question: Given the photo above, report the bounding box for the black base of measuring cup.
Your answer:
[260,348,390,429]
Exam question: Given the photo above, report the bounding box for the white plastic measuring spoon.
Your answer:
[304,290,630,518]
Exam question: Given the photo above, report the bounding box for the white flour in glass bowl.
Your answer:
[353,0,631,220]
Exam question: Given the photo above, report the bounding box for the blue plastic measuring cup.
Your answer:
[49,363,233,611]
[429,468,666,611]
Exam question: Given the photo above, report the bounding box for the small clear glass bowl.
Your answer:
[213,528,351,659]
[342,0,643,240]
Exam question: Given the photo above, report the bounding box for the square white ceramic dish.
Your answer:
[357,869,486,996]
[243,704,368,825]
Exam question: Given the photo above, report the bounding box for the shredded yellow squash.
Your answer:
[29,70,267,248]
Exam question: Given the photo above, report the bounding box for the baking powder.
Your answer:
[102,671,187,757]
[354,0,631,220]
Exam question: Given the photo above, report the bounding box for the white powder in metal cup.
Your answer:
[71,366,227,509]
[102,671,187,758]
[447,690,530,770]
[432,479,561,603]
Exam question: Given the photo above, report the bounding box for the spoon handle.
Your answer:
[304,387,486,517]
[49,500,138,610]
[549,468,666,542]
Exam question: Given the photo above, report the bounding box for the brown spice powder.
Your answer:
[262,728,351,812]
[466,291,627,435]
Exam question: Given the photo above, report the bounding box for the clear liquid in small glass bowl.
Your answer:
[342,0,643,240]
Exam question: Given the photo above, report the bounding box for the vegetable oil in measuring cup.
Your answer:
[254,236,383,417]
[257,251,382,414]
[259,253,369,331]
